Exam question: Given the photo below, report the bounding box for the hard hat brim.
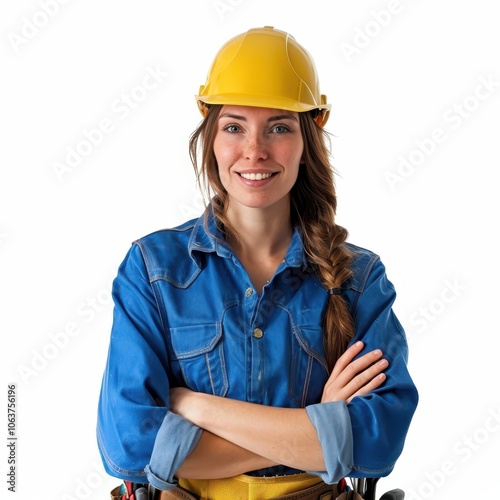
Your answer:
[197,93,331,112]
[196,94,331,126]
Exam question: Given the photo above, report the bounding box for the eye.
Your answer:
[223,124,241,133]
[271,124,291,134]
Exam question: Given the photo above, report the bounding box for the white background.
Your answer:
[1,1,499,498]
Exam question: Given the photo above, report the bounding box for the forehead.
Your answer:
[219,105,299,120]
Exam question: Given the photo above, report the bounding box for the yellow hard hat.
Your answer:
[196,26,331,127]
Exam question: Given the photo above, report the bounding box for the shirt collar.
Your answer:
[188,206,308,270]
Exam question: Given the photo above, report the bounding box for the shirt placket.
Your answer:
[246,262,288,404]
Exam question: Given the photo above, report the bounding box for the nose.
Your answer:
[243,133,268,162]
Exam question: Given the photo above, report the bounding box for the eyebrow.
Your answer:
[219,113,298,122]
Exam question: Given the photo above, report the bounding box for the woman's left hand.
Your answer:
[321,341,388,404]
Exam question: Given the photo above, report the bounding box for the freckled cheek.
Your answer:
[214,145,239,175]
[215,154,233,180]
[281,138,303,167]
[284,153,303,173]
[214,137,235,169]
[214,149,236,188]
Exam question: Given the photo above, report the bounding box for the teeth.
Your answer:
[240,172,273,180]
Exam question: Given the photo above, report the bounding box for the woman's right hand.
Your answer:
[321,341,388,404]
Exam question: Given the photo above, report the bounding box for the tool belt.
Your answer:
[111,475,363,500]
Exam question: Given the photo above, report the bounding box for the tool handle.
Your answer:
[134,487,148,500]
[380,488,405,500]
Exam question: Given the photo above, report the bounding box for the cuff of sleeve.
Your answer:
[305,401,353,484]
[144,412,203,490]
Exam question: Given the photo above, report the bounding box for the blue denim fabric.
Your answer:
[96,209,418,488]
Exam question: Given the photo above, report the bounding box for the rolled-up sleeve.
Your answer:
[306,254,418,482]
[347,256,418,477]
[305,401,353,483]
[96,244,202,487]
[144,412,202,489]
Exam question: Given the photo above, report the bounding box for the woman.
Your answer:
[97,26,418,499]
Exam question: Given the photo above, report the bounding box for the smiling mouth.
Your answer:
[239,172,274,181]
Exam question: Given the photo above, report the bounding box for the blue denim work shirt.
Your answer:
[96,209,418,489]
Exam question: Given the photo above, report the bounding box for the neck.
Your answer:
[225,203,293,260]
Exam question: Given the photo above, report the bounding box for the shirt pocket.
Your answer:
[289,325,329,407]
[168,323,229,397]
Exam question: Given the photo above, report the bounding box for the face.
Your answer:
[213,105,304,216]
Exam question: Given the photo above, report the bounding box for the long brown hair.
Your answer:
[189,105,354,371]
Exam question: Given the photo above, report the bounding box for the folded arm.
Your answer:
[172,342,387,475]
[175,431,277,479]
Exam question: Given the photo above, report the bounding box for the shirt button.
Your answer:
[245,288,253,297]
[253,328,264,339]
